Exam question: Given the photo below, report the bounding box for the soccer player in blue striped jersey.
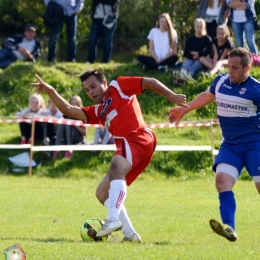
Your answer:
[169,47,260,242]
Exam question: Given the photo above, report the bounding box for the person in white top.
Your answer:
[137,13,178,72]
[15,93,46,144]
[227,0,258,55]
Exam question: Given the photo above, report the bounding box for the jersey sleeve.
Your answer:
[209,74,223,95]
[81,105,100,124]
[116,76,143,95]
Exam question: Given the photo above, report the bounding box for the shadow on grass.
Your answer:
[0,237,79,243]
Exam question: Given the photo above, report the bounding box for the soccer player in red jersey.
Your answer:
[31,69,187,242]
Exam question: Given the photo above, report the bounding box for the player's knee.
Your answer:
[215,173,234,192]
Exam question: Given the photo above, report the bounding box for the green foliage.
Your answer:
[1,62,260,180]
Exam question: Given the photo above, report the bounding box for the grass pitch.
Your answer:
[0,175,260,260]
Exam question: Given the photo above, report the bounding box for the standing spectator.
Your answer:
[93,128,114,145]
[15,93,46,144]
[195,0,230,40]
[52,95,86,160]
[137,13,178,72]
[175,18,212,84]
[200,24,234,75]
[227,0,258,55]
[87,0,120,63]
[43,0,85,62]
[41,99,63,146]
[0,24,40,69]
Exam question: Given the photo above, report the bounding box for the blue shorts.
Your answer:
[213,141,260,177]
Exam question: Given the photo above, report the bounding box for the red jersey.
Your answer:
[81,76,146,137]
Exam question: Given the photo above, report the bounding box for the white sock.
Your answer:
[104,198,136,238]
[107,179,127,221]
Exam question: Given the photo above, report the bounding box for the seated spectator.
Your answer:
[175,18,212,84]
[93,128,114,145]
[15,93,45,144]
[41,98,63,146]
[200,24,234,76]
[0,24,41,69]
[52,95,86,160]
[195,0,230,40]
[137,13,178,72]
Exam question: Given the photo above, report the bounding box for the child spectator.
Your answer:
[15,93,45,144]
[41,98,63,146]
[93,128,114,145]
[52,95,86,160]
[195,0,230,40]
[200,24,234,75]
[137,13,178,72]
[175,18,212,84]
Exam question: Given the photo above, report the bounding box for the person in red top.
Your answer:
[31,69,187,242]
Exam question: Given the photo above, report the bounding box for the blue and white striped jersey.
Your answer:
[209,74,260,144]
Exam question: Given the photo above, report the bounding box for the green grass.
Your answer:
[0,176,259,260]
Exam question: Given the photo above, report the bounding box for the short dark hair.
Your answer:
[79,69,106,84]
[228,47,252,67]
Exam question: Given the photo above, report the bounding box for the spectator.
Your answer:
[195,0,230,40]
[227,0,258,55]
[87,0,120,63]
[175,18,212,84]
[43,0,85,62]
[137,13,178,72]
[52,95,86,160]
[93,128,114,145]
[41,98,63,146]
[200,24,234,75]
[15,93,45,144]
[0,24,40,69]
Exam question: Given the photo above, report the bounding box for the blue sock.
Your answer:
[219,191,236,229]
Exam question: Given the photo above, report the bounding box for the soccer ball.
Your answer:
[80,218,107,242]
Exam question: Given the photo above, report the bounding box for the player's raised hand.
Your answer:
[30,74,53,94]
[168,106,187,125]
[173,94,188,107]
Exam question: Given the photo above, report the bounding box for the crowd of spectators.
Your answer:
[2,0,260,159]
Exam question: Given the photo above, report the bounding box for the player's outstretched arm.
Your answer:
[141,77,188,107]
[31,74,88,121]
[169,90,215,124]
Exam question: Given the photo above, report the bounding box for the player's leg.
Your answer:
[209,144,243,242]
[96,174,140,242]
[209,163,238,242]
[96,154,131,237]
[244,143,260,195]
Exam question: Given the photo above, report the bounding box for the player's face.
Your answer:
[83,75,106,103]
[227,56,250,84]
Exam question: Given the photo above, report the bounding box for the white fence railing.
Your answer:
[0,116,219,176]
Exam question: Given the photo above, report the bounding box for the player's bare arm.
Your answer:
[31,74,88,121]
[141,77,188,107]
[169,90,215,124]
